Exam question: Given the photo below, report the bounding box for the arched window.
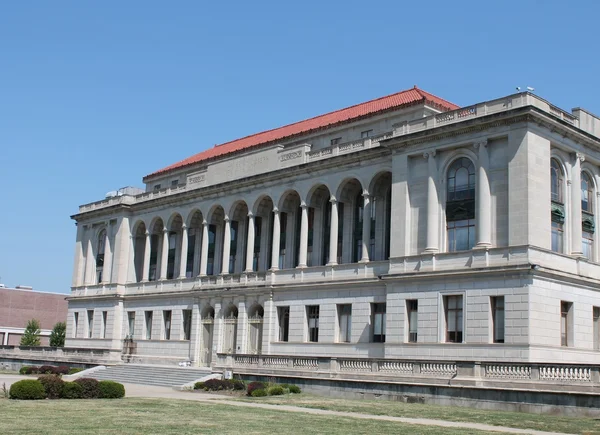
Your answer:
[96,230,106,283]
[550,159,565,253]
[582,172,595,260]
[446,158,476,252]
[352,192,364,262]
[248,305,264,354]
[222,305,238,354]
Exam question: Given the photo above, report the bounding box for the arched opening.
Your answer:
[337,178,363,263]
[200,305,215,365]
[253,196,275,271]
[149,218,165,281]
[369,172,392,261]
[247,304,264,354]
[96,229,106,284]
[307,184,332,266]
[278,190,302,268]
[582,171,595,259]
[132,222,147,282]
[186,210,204,278]
[207,206,225,276]
[166,214,184,280]
[446,158,476,252]
[551,158,565,253]
[222,304,238,354]
[229,201,249,274]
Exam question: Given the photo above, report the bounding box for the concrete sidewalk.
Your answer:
[0,375,576,435]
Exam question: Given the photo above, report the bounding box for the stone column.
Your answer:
[360,191,371,262]
[200,221,209,276]
[270,209,280,270]
[159,228,169,280]
[221,217,231,275]
[297,203,309,268]
[571,153,584,256]
[475,140,492,248]
[424,151,439,253]
[179,224,188,278]
[245,212,255,272]
[102,226,113,283]
[328,197,339,266]
[142,231,151,282]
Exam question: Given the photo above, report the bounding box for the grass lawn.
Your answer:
[238,393,600,435]
[0,397,504,435]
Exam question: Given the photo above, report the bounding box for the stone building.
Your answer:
[67,86,600,377]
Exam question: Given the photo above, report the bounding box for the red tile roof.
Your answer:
[145,86,458,179]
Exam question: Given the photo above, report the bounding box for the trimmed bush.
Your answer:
[74,378,100,399]
[61,382,83,399]
[55,366,70,375]
[267,385,285,396]
[38,375,65,399]
[230,379,246,391]
[251,388,267,397]
[38,365,56,375]
[19,366,32,375]
[9,379,47,400]
[194,381,206,390]
[203,378,228,391]
[98,381,125,399]
[247,381,265,396]
[288,384,301,394]
[68,368,83,375]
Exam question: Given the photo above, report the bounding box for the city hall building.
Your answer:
[67,86,600,388]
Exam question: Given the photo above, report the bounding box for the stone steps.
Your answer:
[87,364,213,387]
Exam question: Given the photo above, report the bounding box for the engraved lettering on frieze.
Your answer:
[280,150,303,162]
[189,174,206,184]
[227,155,269,176]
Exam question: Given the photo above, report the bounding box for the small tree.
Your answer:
[20,319,41,346]
[49,322,66,347]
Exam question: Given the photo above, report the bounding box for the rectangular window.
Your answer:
[491,296,505,343]
[87,310,94,338]
[594,307,599,350]
[127,311,135,338]
[307,305,319,342]
[163,310,172,340]
[445,295,463,343]
[101,311,108,339]
[337,304,352,343]
[330,137,341,146]
[582,231,593,260]
[372,303,386,343]
[171,179,179,187]
[153,184,161,192]
[561,301,572,347]
[278,306,290,342]
[361,129,373,138]
[73,312,79,338]
[182,309,192,341]
[145,311,153,340]
[407,300,418,343]
[551,222,564,253]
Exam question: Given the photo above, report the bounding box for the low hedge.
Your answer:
[9,380,47,400]
[74,378,101,399]
[251,388,267,397]
[98,380,125,399]
[61,382,83,399]
[19,365,84,376]
[68,367,83,375]
[38,375,65,399]
[246,381,265,396]
[267,385,285,396]
[288,384,301,394]
[195,379,246,391]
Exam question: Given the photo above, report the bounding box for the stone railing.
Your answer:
[0,345,121,364]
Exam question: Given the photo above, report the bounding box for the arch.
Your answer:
[336,177,365,203]
[184,210,204,278]
[229,200,249,221]
[551,157,565,204]
[201,305,215,320]
[581,170,594,214]
[223,304,239,319]
[248,303,264,319]
[132,219,148,237]
[186,208,204,228]
[306,183,332,208]
[252,194,275,217]
[251,195,275,271]
[200,304,215,365]
[222,303,238,354]
[147,217,165,281]
[132,221,147,282]
[581,170,596,260]
[368,171,393,261]
[247,303,264,355]
[206,204,225,225]
[445,156,476,252]
[277,189,302,212]
[276,190,303,268]
[335,177,365,263]
[305,183,333,266]
[149,217,165,234]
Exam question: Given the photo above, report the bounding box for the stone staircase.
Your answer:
[87,364,213,388]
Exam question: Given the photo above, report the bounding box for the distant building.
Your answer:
[67,86,600,375]
[0,286,68,346]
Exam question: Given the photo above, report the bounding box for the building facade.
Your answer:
[67,87,600,375]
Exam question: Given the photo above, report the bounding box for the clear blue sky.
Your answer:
[1,1,599,293]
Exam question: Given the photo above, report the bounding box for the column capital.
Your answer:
[575,152,585,163]
[181,223,187,230]
[473,139,488,149]
[329,195,337,204]
[362,190,370,199]
[247,211,254,218]
[300,202,307,209]
[423,150,436,159]
[162,228,169,234]
[202,219,208,226]
[272,207,279,215]
[145,230,150,237]
[223,215,230,223]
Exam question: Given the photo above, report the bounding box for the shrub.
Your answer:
[247,381,265,396]
[267,385,285,396]
[68,368,83,375]
[230,379,246,391]
[98,381,125,399]
[251,388,267,397]
[38,375,65,399]
[9,379,47,400]
[288,384,301,394]
[205,378,233,391]
[19,366,32,375]
[55,366,70,375]
[39,365,57,375]
[61,382,83,399]
[21,366,39,375]
[194,381,206,390]
[74,378,100,398]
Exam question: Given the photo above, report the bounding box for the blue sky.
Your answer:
[1,1,599,293]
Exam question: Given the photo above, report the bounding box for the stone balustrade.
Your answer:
[0,345,121,364]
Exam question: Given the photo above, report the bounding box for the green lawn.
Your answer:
[0,397,505,435]
[239,393,600,435]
